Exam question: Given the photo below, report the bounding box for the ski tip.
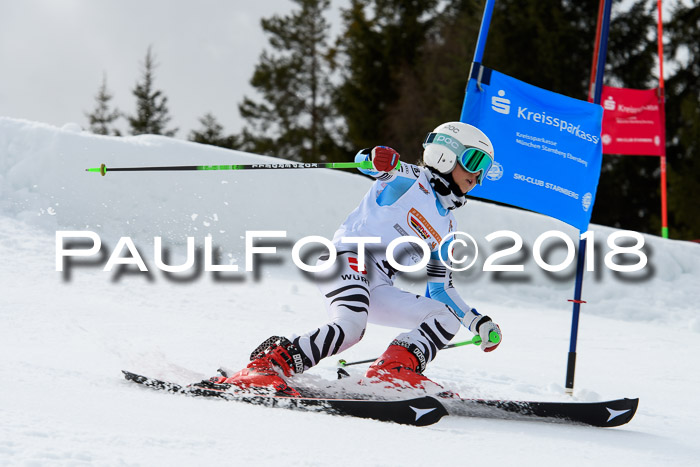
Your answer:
[600,397,639,427]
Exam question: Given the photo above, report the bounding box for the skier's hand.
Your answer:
[370,146,400,172]
[475,316,501,352]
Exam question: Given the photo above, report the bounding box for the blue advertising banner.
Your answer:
[460,65,603,232]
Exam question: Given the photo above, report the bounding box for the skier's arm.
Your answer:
[426,244,502,351]
[425,244,481,331]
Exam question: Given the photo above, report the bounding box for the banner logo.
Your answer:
[603,96,616,111]
[491,90,511,114]
[582,193,592,212]
[486,161,504,181]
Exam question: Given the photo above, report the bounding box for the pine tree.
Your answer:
[128,47,178,137]
[85,73,121,136]
[334,0,439,153]
[189,113,240,149]
[238,0,342,162]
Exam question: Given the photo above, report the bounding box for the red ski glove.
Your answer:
[370,146,400,172]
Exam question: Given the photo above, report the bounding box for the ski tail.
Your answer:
[122,371,230,398]
[122,370,447,426]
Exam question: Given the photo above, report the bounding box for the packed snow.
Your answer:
[1,116,699,466]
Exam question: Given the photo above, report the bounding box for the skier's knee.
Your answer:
[427,306,461,334]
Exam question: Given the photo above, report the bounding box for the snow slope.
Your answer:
[1,117,699,466]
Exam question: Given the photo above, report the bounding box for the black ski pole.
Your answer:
[85,161,377,176]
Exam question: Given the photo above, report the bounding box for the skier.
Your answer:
[205,122,502,396]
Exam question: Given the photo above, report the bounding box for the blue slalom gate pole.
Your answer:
[565,0,613,395]
[473,0,496,64]
[460,0,496,122]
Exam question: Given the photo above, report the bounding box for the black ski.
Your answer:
[122,371,637,427]
[122,371,447,426]
[442,396,639,427]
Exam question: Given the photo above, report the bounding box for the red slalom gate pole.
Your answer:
[657,0,669,238]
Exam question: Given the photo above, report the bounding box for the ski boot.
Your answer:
[214,336,305,397]
[365,341,455,398]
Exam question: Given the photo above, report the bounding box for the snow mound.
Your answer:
[1,117,700,466]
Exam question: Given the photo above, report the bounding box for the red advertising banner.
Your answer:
[601,85,664,156]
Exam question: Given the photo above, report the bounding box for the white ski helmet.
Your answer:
[422,122,495,184]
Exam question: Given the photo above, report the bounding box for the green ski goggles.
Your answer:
[423,132,493,183]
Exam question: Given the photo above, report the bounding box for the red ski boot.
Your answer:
[221,336,306,397]
[365,342,440,391]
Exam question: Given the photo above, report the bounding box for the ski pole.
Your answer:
[337,331,501,368]
[85,160,381,176]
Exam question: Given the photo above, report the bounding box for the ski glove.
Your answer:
[474,316,502,352]
[369,146,400,172]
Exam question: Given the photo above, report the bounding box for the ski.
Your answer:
[122,371,447,426]
[442,396,639,428]
[122,371,637,427]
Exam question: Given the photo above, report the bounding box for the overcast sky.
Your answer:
[0,1,346,138]
[2,1,683,140]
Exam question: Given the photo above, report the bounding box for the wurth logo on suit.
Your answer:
[341,273,370,285]
[342,257,370,285]
[348,257,367,274]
